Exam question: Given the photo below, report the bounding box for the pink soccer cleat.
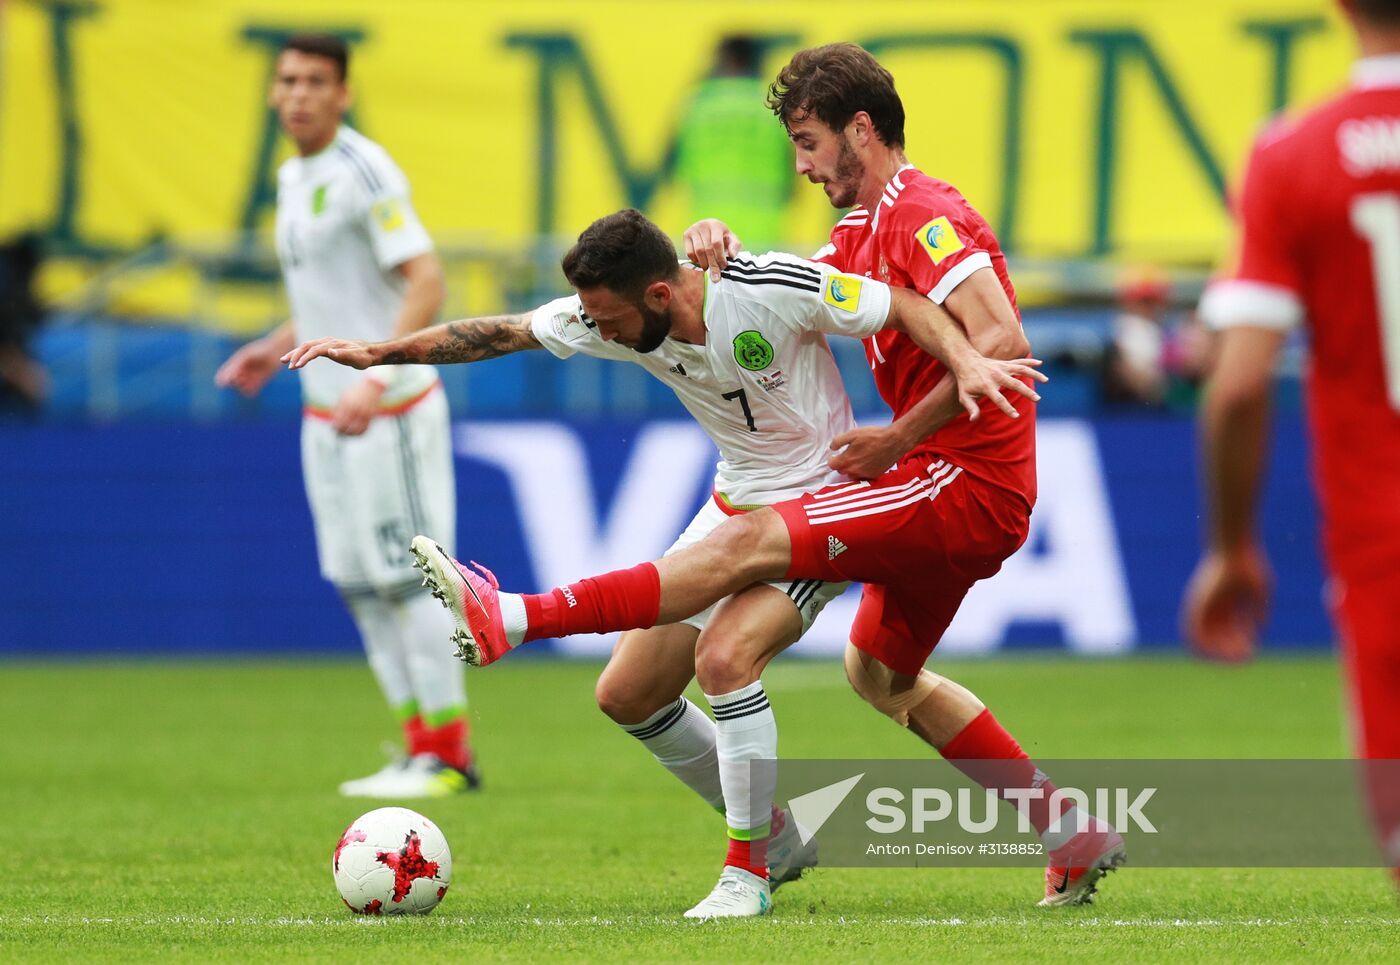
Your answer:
[410,536,512,667]
[1038,821,1127,907]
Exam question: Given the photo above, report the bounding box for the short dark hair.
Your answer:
[561,209,680,299]
[1352,0,1400,24]
[281,34,350,82]
[717,36,761,76]
[767,43,905,149]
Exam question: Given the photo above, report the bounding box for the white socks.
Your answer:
[343,585,470,724]
[343,589,413,709]
[623,698,724,811]
[498,592,528,648]
[395,588,467,716]
[707,680,778,838]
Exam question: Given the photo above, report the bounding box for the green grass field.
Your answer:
[3,656,1397,962]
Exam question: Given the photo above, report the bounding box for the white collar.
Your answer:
[1353,54,1400,90]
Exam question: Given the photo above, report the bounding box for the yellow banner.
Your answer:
[1,0,1352,329]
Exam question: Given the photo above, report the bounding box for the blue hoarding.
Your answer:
[0,415,1330,656]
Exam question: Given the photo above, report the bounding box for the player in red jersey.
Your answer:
[414,44,1123,915]
[1186,0,1400,881]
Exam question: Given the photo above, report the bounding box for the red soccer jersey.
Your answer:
[817,166,1036,508]
[1201,55,1400,578]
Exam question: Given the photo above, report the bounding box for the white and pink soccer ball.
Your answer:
[333,807,452,915]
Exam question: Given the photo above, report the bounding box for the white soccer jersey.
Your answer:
[531,252,893,506]
[276,125,438,410]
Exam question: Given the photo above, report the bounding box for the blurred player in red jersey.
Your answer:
[412,44,1124,915]
[1186,0,1400,879]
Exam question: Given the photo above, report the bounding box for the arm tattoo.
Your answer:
[385,314,539,365]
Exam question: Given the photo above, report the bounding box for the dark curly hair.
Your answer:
[767,43,905,148]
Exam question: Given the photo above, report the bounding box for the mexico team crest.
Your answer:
[915,216,965,266]
[733,331,774,371]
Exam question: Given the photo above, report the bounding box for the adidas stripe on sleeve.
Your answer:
[338,132,433,272]
[720,251,890,341]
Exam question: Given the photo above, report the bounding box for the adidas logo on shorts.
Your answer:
[827,535,849,560]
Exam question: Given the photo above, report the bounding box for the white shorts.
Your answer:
[665,497,850,634]
[301,385,455,595]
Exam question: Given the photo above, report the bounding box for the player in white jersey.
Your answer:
[214,35,477,798]
[283,209,1042,905]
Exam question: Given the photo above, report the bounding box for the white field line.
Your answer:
[0,915,1395,929]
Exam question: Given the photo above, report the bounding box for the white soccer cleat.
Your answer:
[683,867,772,920]
[767,807,818,892]
[340,754,480,799]
[338,752,408,797]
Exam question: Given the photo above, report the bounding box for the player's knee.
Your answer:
[694,634,757,695]
[843,643,940,727]
[595,668,669,726]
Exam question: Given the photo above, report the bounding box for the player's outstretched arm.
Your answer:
[829,277,1043,479]
[883,286,1044,419]
[281,313,541,371]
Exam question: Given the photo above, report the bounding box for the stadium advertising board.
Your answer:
[3,1,1348,324]
[0,415,1328,656]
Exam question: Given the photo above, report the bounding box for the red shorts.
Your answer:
[772,455,1030,675]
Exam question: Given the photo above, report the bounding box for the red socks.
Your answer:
[940,708,1066,836]
[724,837,769,879]
[405,714,472,772]
[722,807,783,879]
[521,562,660,642]
[403,714,429,756]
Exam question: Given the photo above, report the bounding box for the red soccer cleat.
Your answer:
[410,536,512,667]
[1038,820,1127,907]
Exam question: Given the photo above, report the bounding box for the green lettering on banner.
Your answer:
[505,33,795,236]
[40,0,100,254]
[863,34,1023,252]
[1241,17,1329,114]
[238,25,366,243]
[1068,29,1228,256]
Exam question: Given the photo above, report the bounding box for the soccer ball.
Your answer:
[333,807,452,915]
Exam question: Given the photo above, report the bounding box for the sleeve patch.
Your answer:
[823,274,863,313]
[372,198,405,232]
[553,311,590,342]
[914,216,965,266]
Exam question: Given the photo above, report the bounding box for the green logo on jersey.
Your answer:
[311,184,329,215]
[733,331,774,371]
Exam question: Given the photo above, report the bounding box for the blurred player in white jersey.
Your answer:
[215,35,477,797]
[283,209,1042,906]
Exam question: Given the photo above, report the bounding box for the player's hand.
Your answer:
[282,337,377,371]
[683,219,742,281]
[331,378,385,436]
[1182,544,1271,663]
[214,338,282,397]
[951,356,1046,421]
[827,424,906,479]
